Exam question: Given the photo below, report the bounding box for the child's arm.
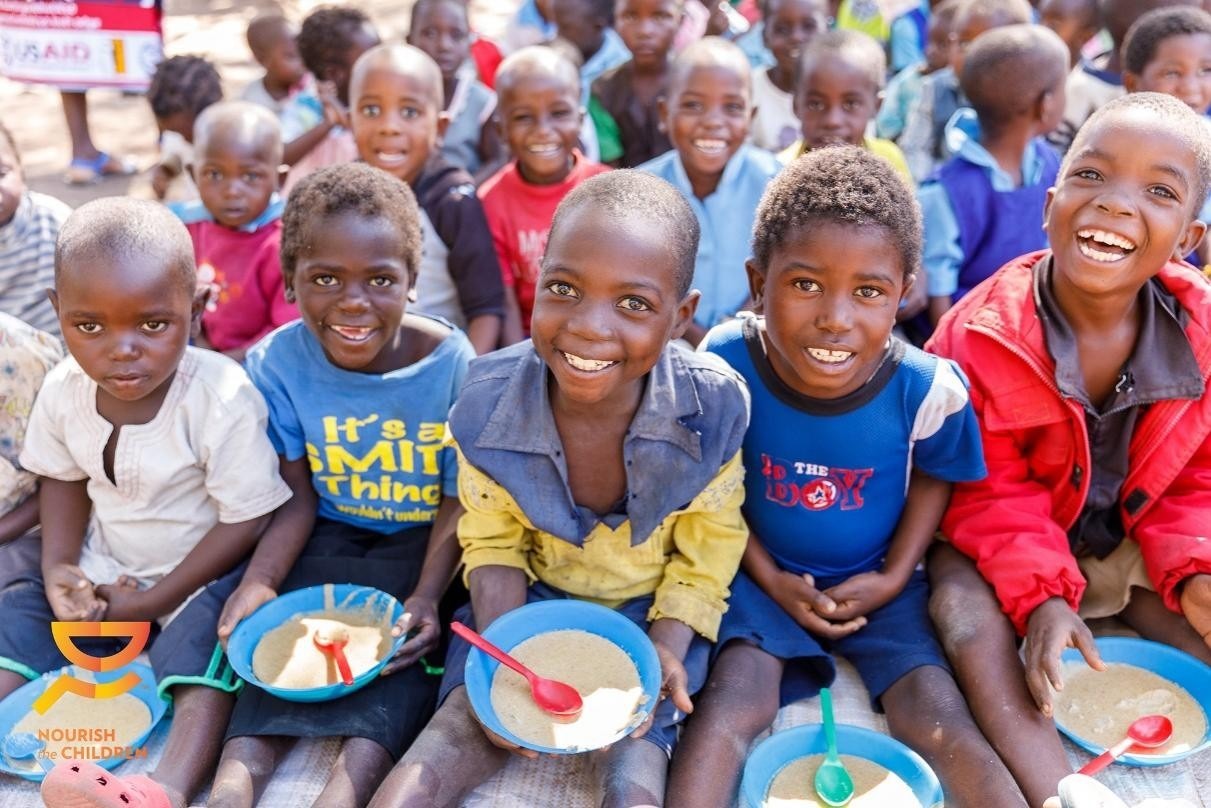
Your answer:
[429,185,505,355]
[40,478,105,622]
[917,181,963,327]
[282,81,343,166]
[1180,575,1211,645]
[743,532,868,640]
[0,492,38,545]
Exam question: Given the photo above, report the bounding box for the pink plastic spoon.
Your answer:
[313,626,354,686]
[451,621,583,721]
[1077,714,1173,776]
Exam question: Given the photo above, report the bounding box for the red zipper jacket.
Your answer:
[926,250,1211,635]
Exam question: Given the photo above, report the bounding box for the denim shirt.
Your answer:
[449,340,751,546]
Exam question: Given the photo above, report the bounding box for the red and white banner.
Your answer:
[0,1,162,90]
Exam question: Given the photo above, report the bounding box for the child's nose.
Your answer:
[814,295,854,333]
[565,302,613,341]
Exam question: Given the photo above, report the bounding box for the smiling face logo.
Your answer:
[33,622,151,714]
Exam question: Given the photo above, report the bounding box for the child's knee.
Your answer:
[885,666,978,753]
[697,646,780,736]
[928,556,1004,653]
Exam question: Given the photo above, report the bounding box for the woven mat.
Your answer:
[1,658,1205,807]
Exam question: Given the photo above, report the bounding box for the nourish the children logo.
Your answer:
[35,621,151,714]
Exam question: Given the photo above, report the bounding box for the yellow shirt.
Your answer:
[779,137,915,188]
[457,446,748,640]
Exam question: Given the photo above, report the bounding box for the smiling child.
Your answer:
[750,0,827,152]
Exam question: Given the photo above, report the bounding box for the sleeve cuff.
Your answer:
[648,585,725,641]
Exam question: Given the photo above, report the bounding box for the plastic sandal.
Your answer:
[1057,774,1130,808]
[63,152,137,186]
[40,760,172,808]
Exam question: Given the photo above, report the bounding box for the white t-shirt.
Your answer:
[20,347,291,591]
[750,67,800,153]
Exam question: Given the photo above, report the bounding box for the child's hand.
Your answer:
[467,700,540,759]
[95,576,154,622]
[316,81,348,129]
[380,595,441,676]
[768,570,867,640]
[44,564,105,622]
[1179,573,1211,647]
[216,579,277,649]
[1023,597,1105,717]
[822,571,904,622]
[630,639,694,740]
[150,164,174,200]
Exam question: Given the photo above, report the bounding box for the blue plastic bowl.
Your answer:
[740,724,944,808]
[228,584,406,703]
[0,662,168,782]
[463,600,661,754]
[1057,636,1211,766]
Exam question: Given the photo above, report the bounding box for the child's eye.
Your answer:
[204,168,222,181]
[1073,167,1102,182]
[402,106,421,119]
[368,276,394,287]
[76,323,102,334]
[142,321,169,333]
[243,172,262,183]
[546,281,578,297]
[855,286,884,299]
[679,99,703,112]
[793,279,822,293]
[512,112,534,123]
[314,274,339,287]
[725,102,746,115]
[843,99,861,112]
[618,296,651,312]
[359,104,381,118]
[804,99,825,112]
[1149,185,1178,201]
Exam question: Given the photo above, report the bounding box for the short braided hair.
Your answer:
[146,55,222,119]
[297,6,374,77]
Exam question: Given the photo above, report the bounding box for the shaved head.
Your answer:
[350,43,444,109]
[495,45,581,98]
[667,36,752,98]
[961,25,1069,128]
[193,100,282,165]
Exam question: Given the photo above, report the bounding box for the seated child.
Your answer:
[671,145,1022,808]
[281,6,381,193]
[240,13,309,118]
[877,0,958,142]
[920,25,1069,327]
[407,0,504,177]
[506,0,558,52]
[1122,5,1211,269]
[749,0,827,153]
[349,44,506,355]
[925,92,1211,808]
[207,163,472,808]
[171,101,297,361]
[6,198,291,808]
[899,0,1032,182]
[0,313,61,589]
[147,55,223,202]
[481,47,611,344]
[1038,0,1102,68]
[640,37,780,346]
[369,170,751,808]
[0,122,71,335]
[589,0,681,167]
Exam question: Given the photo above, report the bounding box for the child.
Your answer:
[407,0,504,177]
[674,144,1022,808]
[920,26,1069,327]
[349,44,506,355]
[877,0,959,142]
[0,122,71,335]
[749,0,827,153]
[368,169,751,808]
[240,13,309,118]
[1038,0,1102,68]
[554,0,633,103]
[207,163,471,808]
[506,0,558,52]
[281,6,381,193]
[925,92,1211,808]
[899,0,1032,182]
[589,0,682,167]
[5,198,291,808]
[640,37,780,346]
[480,47,611,344]
[147,55,223,201]
[171,101,297,361]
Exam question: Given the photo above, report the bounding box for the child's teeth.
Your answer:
[695,139,726,153]
[808,348,853,363]
[1078,242,1127,263]
[333,326,372,340]
[529,144,560,154]
[562,352,616,372]
[1077,229,1136,250]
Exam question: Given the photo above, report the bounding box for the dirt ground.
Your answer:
[0,0,516,209]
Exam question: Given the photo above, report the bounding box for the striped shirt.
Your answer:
[0,191,72,336]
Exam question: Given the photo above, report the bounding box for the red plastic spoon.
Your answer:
[314,625,354,686]
[1077,714,1173,776]
[451,621,583,720]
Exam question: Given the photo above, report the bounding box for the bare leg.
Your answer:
[150,685,235,808]
[665,643,783,808]
[206,735,295,808]
[1120,587,1211,664]
[367,687,508,808]
[61,91,99,163]
[595,736,669,808]
[882,665,1027,808]
[312,736,394,808]
[0,670,27,701]
[928,545,1070,808]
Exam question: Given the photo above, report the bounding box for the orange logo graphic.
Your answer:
[34,622,151,714]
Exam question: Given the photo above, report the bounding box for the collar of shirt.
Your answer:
[943,108,1047,190]
[1080,53,1123,87]
[0,192,34,249]
[459,342,719,546]
[669,144,750,201]
[169,193,285,232]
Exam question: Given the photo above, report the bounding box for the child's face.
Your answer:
[263,33,307,89]
[52,256,196,404]
[408,1,472,83]
[794,54,878,149]
[193,135,279,230]
[1126,33,1211,113]
[330,24,382,105]
[529,204,697,409]
[924,15,954,73]
[1038,0,1097,67]
[553,0,606,58]
[661,63,751,189]
[497,72,584,185]
[287,212,414,374]
[615,0,682,72]
[352,66,445,186]
[1044,110,1207,301]
[0,137,24,227]
[763,0,827,79]
[747,220,908,400]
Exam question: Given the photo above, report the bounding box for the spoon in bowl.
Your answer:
[814,688,855,806]
[1077,714,1173,776]
[313,625,354,686]
[451,621,582,721]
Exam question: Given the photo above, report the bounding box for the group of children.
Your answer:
[2,1,1211,807]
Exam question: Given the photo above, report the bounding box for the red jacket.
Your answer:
[926,251,1211,635]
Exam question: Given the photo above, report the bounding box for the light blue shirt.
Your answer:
[638,144,781,328]
[580,28,630,103]
[889,2,928,73]
[919,109,1049,297]
[734,22,775,69]
[876,61,925,140]
[514,0,557,41]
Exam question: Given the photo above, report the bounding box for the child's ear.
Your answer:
[1122,71,1139,94]
[493,110,505,142]
[1042,185,1058,231]
[670,289,701,340]
[436,110,452,142]
[283,279,296,303]
[46,288,59,318]
[745,259,766,313]
[191,286,209,339]
[1175,217,1208,260]
[277,163,290,187]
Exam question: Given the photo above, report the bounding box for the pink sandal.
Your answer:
[40,760,171,808]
